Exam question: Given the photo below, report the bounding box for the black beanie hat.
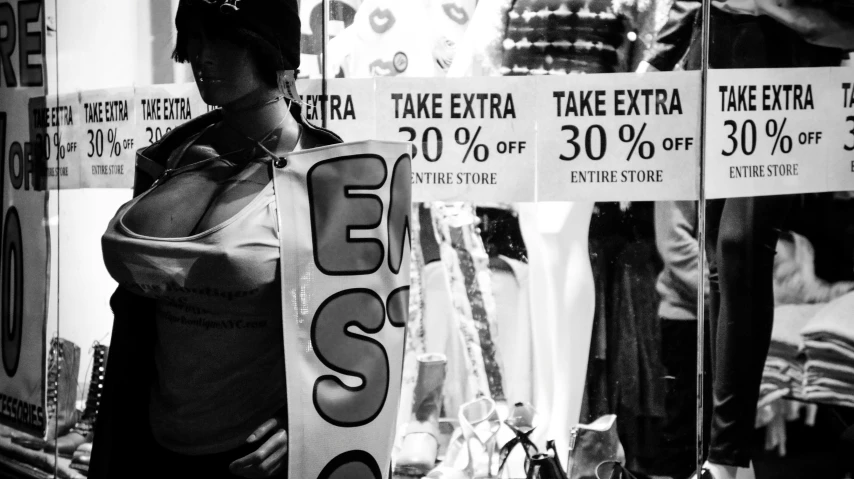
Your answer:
[175,0,301,71]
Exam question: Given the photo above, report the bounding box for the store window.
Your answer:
[0,0,852,478]
[326,1,704,479]
[700,1,854,478]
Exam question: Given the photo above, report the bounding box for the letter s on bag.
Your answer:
[311,289,389,427]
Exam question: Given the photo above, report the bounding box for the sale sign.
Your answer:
[0,0,50,437]
[705,68,834,199]
[298,79,378,142]
[826,68,854,193]
[79,88,135,188]
[29,93,82,190]
[536,71,701,202]
[135,83,204,152]
[273,141,411,479]
[376,77,537,202]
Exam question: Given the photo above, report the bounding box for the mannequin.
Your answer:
[93,1,344,477]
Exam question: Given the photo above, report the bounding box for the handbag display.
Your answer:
[565,415,625,479]
[526,440,567,479]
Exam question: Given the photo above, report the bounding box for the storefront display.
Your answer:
[1,0,853,478]
[0,0,51,444]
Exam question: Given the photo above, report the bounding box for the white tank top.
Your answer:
[101,145,287,455]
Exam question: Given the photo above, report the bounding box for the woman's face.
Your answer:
[186,24,268,108]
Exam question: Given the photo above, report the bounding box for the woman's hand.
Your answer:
[229,416,288,478]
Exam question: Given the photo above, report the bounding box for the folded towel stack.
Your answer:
[759,304,823,407]
[801,292,854,408]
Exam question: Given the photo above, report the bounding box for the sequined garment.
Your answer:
[433,203,505,401]
[500,0,629,75]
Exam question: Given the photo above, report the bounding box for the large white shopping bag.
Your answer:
[273,140,412,479]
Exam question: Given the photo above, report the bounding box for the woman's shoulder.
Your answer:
[293,103,343,148]
[132,110,222,196]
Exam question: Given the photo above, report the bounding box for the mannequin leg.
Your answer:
[707,195,793,467]
[704,198,726,369]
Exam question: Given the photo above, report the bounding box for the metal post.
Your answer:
[696,0,713,475]
[321,0,329,129]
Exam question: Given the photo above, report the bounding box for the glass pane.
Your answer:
[318,1,708,479]
[0,0,58,476]
[39,1,196,477]
[700,1,854,478]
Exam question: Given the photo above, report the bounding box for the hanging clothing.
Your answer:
[654,201,708,321]
[500,0,628,75]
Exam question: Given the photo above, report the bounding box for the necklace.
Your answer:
[223,105,290,147]
[223,102,303,165]
[222,94,283,114]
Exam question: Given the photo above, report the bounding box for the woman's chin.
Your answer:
[196,83,231,107]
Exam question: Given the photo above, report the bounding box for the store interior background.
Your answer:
[13,0,854,478]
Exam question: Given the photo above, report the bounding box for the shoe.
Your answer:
[498,402,539,478]
[12,339,81,452]
[460,397,501,478]
[426,428,470,479]
[566,415,624,479]
[46,338,82,440]
[394,353,447,476]
[46,343,108,458]
[426,396,502,479]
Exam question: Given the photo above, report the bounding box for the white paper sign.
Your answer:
[827,68,854,193]
[135,83,203,152]
[297,79,377,142]
[536,71,700,201]
[376,77,537,202]
[30,94,82,190]
[1,0,50,437]
[79,88,135,188]
[706,68,833,199]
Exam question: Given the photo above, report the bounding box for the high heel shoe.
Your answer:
[460,397,501,478]
[498,402,539,478]
[426,396,502,479]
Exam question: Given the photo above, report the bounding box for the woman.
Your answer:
[92,1,343,477]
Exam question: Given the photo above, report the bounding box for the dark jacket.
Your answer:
[644,0,848,72]
[88,104,341,479]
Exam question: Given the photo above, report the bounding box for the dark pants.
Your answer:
[683,6,844,468]
[704,196,795,467]
[647,319,712,478]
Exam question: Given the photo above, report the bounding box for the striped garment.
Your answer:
[500,0,628,75]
